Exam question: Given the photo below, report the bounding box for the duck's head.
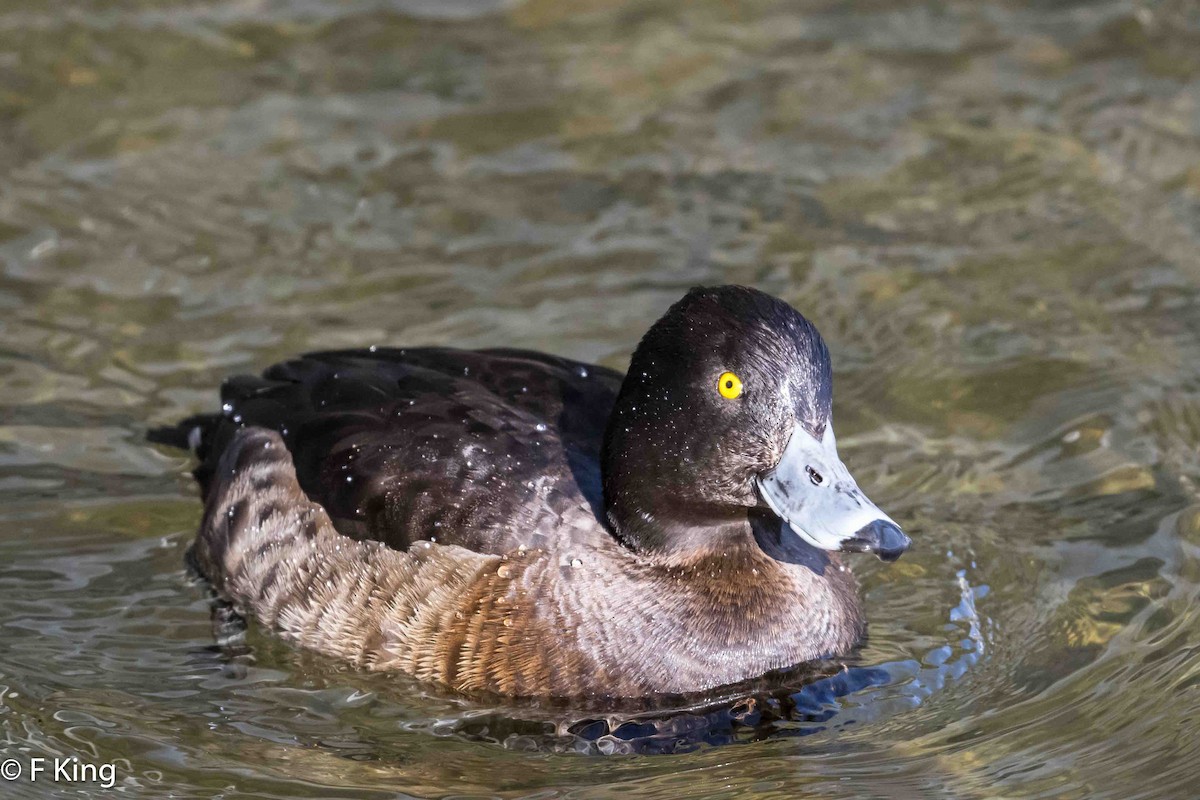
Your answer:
[602,285,910,562]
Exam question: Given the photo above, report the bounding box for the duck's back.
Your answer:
[183,347,624,555]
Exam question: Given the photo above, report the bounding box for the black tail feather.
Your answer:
[147,413,220,452]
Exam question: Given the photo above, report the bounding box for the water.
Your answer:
[2,0,1200,796]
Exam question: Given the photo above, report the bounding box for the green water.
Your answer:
[2,0,1200,796]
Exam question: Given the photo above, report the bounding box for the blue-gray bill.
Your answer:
[756,422,911,561]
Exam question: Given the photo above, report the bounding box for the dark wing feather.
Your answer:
[182,347,623,555]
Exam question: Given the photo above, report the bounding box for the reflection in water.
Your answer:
[2,0,1200,797]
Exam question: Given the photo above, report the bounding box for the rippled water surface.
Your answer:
[3,0,1200,796]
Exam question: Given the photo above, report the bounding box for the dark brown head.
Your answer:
[601,285,909,562]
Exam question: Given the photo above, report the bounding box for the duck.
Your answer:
[153,285,910,700]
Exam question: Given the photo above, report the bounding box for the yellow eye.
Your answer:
[717,371,743,399]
